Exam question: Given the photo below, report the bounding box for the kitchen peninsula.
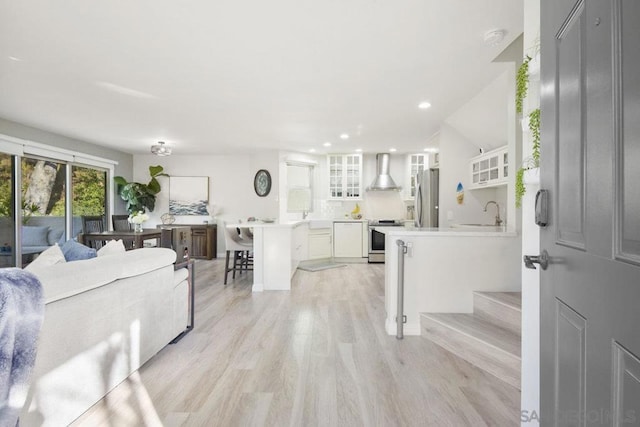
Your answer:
[227,220,308,292]
[378,226,520,335]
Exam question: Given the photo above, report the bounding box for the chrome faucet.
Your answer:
[302,210,308,219]
[484,201,503,226]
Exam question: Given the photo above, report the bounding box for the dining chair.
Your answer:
[111,214,135,249]
[111,214,132,231]
[81,215,106,249]
[222,221,253,285]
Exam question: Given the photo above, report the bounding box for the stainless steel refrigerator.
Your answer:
[414,168,439,228]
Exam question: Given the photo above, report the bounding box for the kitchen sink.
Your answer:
[308,220,333,229]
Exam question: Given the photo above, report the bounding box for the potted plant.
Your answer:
[114,165,168,214]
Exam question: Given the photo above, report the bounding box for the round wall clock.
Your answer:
[254,169,272,197]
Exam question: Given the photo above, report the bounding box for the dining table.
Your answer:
[78,229,162,250]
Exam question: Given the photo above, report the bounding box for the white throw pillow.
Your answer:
[97,239,126,257]
[25,244,66,272]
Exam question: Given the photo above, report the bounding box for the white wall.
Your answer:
[521,0,541,423]
[0,117,134,214]
[437,69,520,230]
[438,124,506,226]
[134,151,279,254]
[279,151,408,221]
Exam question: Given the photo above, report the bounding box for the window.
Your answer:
[286,163,314,213]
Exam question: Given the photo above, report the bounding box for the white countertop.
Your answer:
[226,218,368,229]
[226,220,308,229]
[374,226,518,237]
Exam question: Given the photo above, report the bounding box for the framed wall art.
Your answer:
[169,176,209,215]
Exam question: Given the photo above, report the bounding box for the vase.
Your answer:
[134,222,144,232]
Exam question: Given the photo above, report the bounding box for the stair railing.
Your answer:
[396,239,408,339]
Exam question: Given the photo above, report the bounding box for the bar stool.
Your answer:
[223,222,253,285]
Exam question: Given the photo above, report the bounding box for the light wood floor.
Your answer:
[73,259,520,427]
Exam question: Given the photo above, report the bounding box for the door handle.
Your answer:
[523,250,549,270]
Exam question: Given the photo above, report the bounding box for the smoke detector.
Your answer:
[484,29,506,46]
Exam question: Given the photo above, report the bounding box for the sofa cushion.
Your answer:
[61,239,97,262]
[120,248,177,279]
[24,244,66,273]
[22,226,50,247]
[97,239,126,257]
[31,247,178,304]
[47,228,64,246]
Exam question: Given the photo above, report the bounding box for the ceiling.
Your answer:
[0,1,523,156]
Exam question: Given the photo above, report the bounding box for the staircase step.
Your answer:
[420,313,521,389]
[473,291,521,335]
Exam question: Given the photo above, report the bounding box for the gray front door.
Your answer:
[540,0,640,425]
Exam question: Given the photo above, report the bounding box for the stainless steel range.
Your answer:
[368,219,404,263]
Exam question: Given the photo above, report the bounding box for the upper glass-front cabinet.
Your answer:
[328,154,362,199]
[469,146,508,189]
[406,154,428,198]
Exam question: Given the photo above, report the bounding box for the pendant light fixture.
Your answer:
[151,141,172,156]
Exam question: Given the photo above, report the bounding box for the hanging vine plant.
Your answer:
[516,108,541,208]
[529,108,541,165]
[516,55,532,114]
[515,168,526,208]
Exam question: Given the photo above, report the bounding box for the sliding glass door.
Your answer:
[0,153,15,267]
[21,157,67,264]
[0,146,112,267]
[72,165,107,237]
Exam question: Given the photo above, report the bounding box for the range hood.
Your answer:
[367,153,401,191]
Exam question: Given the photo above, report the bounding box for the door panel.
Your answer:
[541,0,640,424]
[612,342,640,425]
[618,0,640,262]
[555,300,586,425]
[556,0,586,249]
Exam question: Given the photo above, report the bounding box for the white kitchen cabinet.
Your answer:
[361,221,369,258]
[328,154,363,199]
[308,228,332,260]
[405,153,428,198]
[469,146,508,189]
[333,221,363,258]
[291,222,309,274]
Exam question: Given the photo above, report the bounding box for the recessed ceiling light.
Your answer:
[323,142,332,147]
[340,133,349,140]
[389,148,397,152]
[418,102,431,109]
[355,148,363,153]
[309,148,316,153]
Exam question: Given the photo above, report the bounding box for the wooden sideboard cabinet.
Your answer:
[186,224,217,259]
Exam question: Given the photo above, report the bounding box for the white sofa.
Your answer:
[19,248,189,426]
